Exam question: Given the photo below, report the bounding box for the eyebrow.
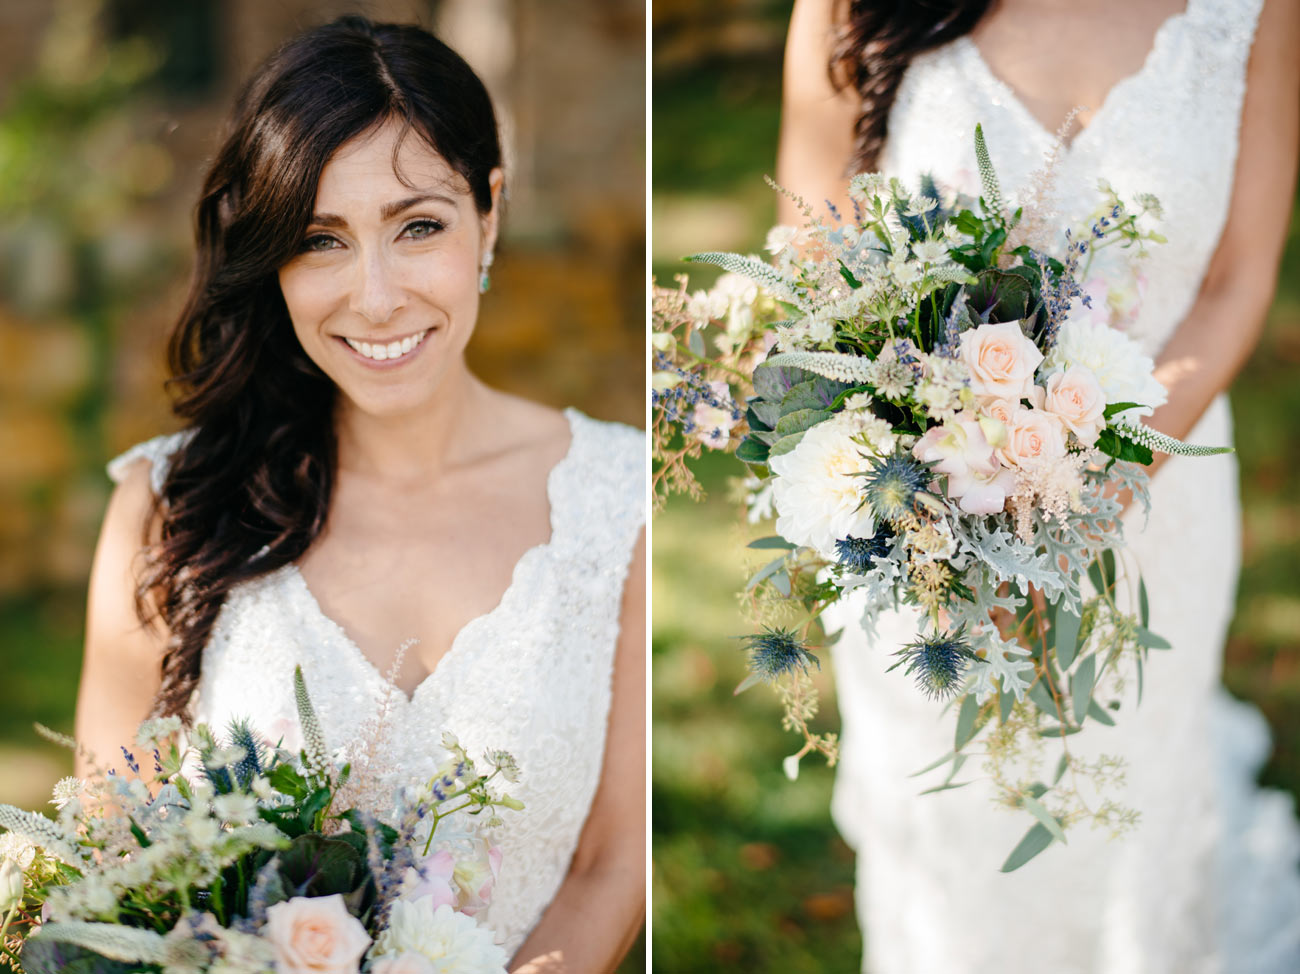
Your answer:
[310,193,458,228]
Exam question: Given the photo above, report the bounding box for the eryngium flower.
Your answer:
[834,527,895,574]
[892,634,977,700]
[859,453,931,523]
[743,627,820,683]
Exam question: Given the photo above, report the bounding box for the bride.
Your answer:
[72,17,645,973]
[777,0,1298,971]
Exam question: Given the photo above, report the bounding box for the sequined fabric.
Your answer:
[827,0,1300,971]
[108,408,646,956]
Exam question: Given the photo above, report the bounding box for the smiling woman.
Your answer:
[69,16,645,973]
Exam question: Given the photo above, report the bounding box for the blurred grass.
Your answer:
[652,21,1300,974]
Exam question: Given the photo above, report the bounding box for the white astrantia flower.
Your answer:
[0,832,36,870]
[911,239,950,264]
[764,224,799,255]
[371,899,508,974]
[770,412,878,559]
[49,776,85,811]
[1043,318,1167,419]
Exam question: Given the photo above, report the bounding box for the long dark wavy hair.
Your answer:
[140,16,502,719]
[830,1,993,174]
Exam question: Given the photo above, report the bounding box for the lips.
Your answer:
[339,327,432,363]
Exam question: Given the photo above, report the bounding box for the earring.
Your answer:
[478,251,494,294]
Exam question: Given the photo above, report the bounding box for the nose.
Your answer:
[349,248,404,325]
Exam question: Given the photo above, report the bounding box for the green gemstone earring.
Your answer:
[478,251,494,294]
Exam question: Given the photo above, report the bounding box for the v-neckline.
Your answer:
[959,2,1191,154]
[287,407,581,707]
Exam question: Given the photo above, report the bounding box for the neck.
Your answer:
[333,361,489,481]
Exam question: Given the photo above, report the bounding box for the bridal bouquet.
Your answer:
[652,126,1228,871]
[0,667,522,973]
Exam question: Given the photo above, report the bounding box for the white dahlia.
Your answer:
[770,413,877,558]
[1043,318,1167,420]
[371,899,507,974]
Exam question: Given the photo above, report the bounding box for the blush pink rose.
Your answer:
[958,321,1044,401]
[262,894,371,974]
[1043,366,1106,446]
[999,407,1068,469]
[454,845,503,917]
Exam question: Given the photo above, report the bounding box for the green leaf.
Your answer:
[1037,724,1083,738]
[1053,752,1070,784]
[20,941,144,974]
[838,261,862,289]
[1103,401,1146,419]
[1020,794,1067,844]
[1026,680,1059,719]
[1095,427,1155,465]
[1135,626,1171,650]
[919,780,973,796]
[267,764,308,801]
[968,268,1030,323]
[747,536,796,550]
[735,436,771,465]
[774,407,831,437]
[1087,699,1117,726]
[1052,603,1081,670]
[1138,576,1150,629]
[688,329,705,357]
[747,401,781,431]
[771,569,792,598]
[954,693,980,750]
[781,377,852,414]
[998,688,1015,724]
[1071,655,1096,722]
[1000,822,1056,872]
[276,834,367,901]
[908,750,956,778]
[746,555,788,591]
[768,431,806,458]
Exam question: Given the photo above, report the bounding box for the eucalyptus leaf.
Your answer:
[1053,603,1081,670]
[919,780,973,796]
[1021,795,1068,844]
[1071,655,1096,722]
[746,555,787,591]
[1087,699,1117,726]
[20,941,143,974]
[1139,576,1150,629]
[1000,822,1056,872]
[954,693,979,751]
[747,536,796,550]
[1136,626,1171,650]
[772,569,792,598]
[1053,752,1070,784]
[908,750,956,778]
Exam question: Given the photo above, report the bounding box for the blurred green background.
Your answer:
[652,2,1300,970]
[0,0,644,967]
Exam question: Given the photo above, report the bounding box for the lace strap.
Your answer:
[552,411,646,570]
[106,430,195,496]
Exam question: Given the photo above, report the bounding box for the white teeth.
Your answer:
[343,330,430,362]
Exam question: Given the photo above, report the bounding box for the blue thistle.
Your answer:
[738,627,820,693]
[891,633,978,700]
[225,717,268,790]
[860,453,931,524]
[835,527,895,573]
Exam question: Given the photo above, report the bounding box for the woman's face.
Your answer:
[278,118,502,419]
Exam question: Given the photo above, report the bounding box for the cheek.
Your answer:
[278,266,337,340]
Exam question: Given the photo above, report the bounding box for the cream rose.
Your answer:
[1043,366,1106,446]
[262,894,371,974]
[958,320,1044,401]
[999,408,1068,469]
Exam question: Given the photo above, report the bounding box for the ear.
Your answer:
[480,167,505,256]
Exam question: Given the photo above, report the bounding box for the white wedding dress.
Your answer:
[826,0,1300,971]
[107,408,646,957]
